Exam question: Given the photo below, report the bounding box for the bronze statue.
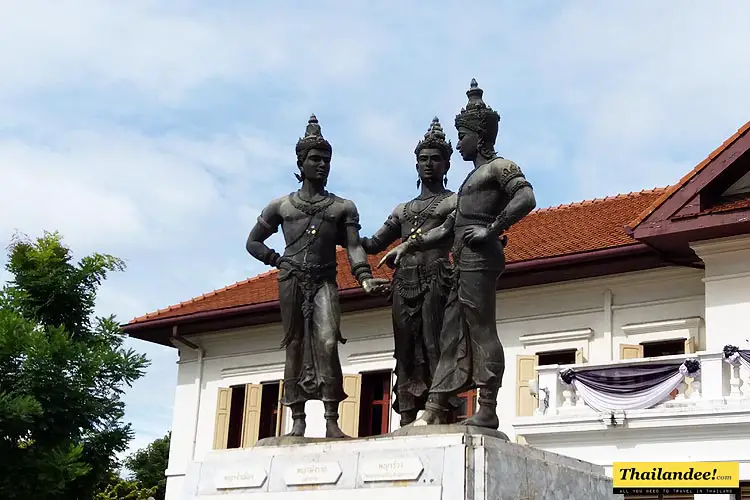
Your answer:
[379,80,536,429]
[246,114,389,438]
[362,117,458,427]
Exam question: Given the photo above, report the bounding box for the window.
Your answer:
[642,339,685,358]
[212,380,283,450]
[621,337,695,360]
[516,348,583,417]
[258,381,281,441]
[737,481,750,499]
[357,370,392,437]
[537,349,577,366]
[226,384,246,449]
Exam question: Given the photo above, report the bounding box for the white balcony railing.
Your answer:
[529,351,750,419]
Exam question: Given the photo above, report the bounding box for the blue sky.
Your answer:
[1,1,749,457]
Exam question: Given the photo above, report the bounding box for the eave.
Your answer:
[122,243,668,347]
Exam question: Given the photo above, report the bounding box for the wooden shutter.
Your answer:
[240,384,262,447]
[575,349,584,364]
[339,374,362,437]
[516,355,538,417]
[620,344,644,360]
[684,336,696,354]
[275,379,285,436]
[739,482,750,499]
[212,387,232,449]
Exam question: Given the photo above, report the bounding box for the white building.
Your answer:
[124,122,750,500]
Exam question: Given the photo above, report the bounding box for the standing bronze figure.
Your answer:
[380,80,536,429]
[362,117,458,427]
[246,115,389,438]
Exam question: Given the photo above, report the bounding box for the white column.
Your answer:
[699,351,727,402]
[603,288,613,361]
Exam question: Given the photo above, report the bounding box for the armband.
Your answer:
[508,178,533,198]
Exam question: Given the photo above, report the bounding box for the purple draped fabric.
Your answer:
[561,363,683,395]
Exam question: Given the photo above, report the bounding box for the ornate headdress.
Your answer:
[414,116,453,161]
[295,114,332,165]
[454,78,500,142]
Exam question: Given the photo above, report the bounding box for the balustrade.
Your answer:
[530,350,748,418]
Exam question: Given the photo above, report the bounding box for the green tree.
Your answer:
[94,473,157,500]
[0,231,149,499]
[123,432,170,500]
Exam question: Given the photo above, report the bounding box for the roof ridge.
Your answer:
[529,186,669,215]
[129,268,280,323]
[626,120,750,231]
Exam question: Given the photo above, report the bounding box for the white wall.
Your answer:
[692,235,750,351]
[496,266,704,439]
[164,264,722,498]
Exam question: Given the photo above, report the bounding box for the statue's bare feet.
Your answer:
[285,419,306,437]
[460,408,499,429]
[412,409,445,427]
[325,420,348,439]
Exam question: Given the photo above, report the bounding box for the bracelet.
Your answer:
[264,250,281,267]
[489,212,511,236]
[351,263,373,284]
[269,252,282,267]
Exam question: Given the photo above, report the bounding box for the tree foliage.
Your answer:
[0,231,149,499]
[94,474,157,500]
[124,432,170,500]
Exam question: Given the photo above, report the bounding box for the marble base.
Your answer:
[181,427,622,499]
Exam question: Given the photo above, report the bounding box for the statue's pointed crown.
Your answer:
[303,114,323,139]
[414,116,453,159]
[295,113,332,157]
[455,78,500,133]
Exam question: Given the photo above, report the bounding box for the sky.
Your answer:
[1,1,749,459]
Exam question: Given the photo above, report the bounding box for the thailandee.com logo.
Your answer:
[612,462,740,496]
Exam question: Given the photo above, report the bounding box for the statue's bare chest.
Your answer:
[457,166,495,197]
[456,165,505,216]
[400,192,454,237]
[278,195,344,234]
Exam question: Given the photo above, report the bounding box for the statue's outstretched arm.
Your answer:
[361,207,402,254]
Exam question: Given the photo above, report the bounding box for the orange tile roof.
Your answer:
[700,196,750,215]
[627,121,750,231]
[129,187,667,325]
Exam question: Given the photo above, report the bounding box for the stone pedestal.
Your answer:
[181,425,621,499]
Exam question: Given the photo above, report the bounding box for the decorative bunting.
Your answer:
[560,359,700,412]
[723,344,750,371]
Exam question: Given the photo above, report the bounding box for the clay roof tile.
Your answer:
[128,187,668,325]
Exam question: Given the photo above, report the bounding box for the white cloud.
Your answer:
[510,1,750,197]
[0,128,222,251]
[0,1,395,104]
